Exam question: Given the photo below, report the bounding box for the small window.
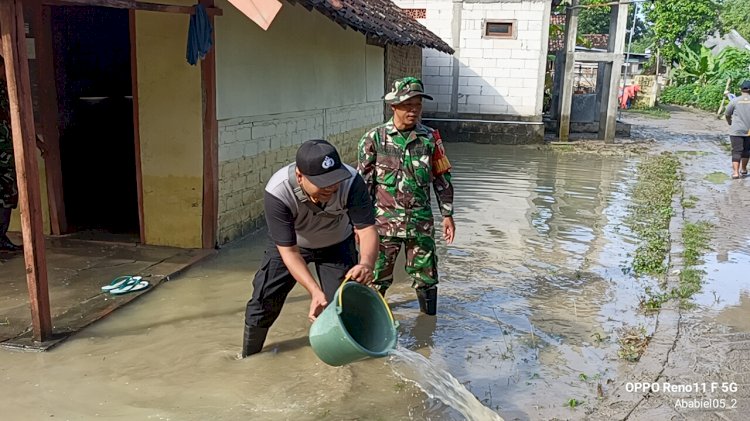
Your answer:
[484,20,516,39]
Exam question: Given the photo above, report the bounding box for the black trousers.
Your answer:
[244,235,358,329]
[730,135,750,162]
[0,207,11,238]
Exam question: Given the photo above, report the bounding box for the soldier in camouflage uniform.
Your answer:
[0,76,21,252]
[357,77,455,315]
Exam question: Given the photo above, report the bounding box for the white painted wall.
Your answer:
[394,0,551,117]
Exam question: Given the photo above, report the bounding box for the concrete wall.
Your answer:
[135,4,204,248]
[384,44,423,119]
[214,1,384,244]
[394,0,551,119]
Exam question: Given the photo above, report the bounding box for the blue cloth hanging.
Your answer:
[186,3,213,66]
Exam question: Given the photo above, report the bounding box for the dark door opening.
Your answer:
[52,6,139,240]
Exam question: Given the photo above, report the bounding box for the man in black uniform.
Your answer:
[242,139,379,357]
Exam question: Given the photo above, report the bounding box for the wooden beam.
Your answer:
[572,51,619,63]
[30,3,68,235]
[129,10,146,244]
[43,0,223,16]
[200,0,218,250]
[0,0,52,342]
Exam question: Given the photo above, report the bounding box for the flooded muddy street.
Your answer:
[2,107,749,421]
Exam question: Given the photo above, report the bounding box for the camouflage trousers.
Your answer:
[373,234,437,292]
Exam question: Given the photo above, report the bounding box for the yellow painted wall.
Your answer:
[135,5,203,248]
[9,150,50,235]
[214,0,378,119]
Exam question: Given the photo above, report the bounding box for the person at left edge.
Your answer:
[242,139,379,357]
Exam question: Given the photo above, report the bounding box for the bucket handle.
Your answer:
[337,276,396,326]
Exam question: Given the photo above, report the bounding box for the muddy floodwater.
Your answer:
[0,143,681,420]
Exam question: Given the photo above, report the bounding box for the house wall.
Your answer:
[214,0,384,244]
[384,44,423,119]
[394,0,552,143]
[134,4,204,248]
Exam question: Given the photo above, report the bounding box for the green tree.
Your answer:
[573,0,647,40]
[645,0,720,63]
[719,0,750,41]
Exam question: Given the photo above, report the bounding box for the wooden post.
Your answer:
[129,10,146,243]
[30,3,68,235]
[558,0,579,142]
[200,0,218,249]
[0,0,52,342]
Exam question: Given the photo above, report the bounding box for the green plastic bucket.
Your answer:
[309,281,398,366]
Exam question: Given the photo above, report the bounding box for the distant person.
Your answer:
[725,80,750,179]
[241,139,379,357]
[357,77,455,316]
[619,84,641,109]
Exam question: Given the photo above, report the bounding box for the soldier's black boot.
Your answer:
[241,325,269,358]
[0,210,21,252]
[416,286,437,316]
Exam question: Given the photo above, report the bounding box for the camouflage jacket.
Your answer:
[357,119,454,238]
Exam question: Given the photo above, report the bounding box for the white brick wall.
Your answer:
[216,102,382,243]
[395,0,549,117]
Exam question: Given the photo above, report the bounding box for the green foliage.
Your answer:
[694,83,725,111]
[660,46,750,112]
[673,46,750,86]
[673,46,723,85]
[627,153,680,277]
[719,0,750,42]
[646,0,720,63]
[577,0,646,39]
[660,84,695,106]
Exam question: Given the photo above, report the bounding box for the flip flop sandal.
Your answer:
[101,276,139,292]
[732,174,741,179]
[742,171,748,176]
[109,278,150,295]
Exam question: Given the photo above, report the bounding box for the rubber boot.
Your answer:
[241,325,269,358]
[416,286,437,316]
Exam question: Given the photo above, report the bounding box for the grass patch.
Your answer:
[682,221,711,266]
[626,106,671,119]
[705,172,730,184]
[617,325,651,362]
[681,195,698,209]
[637,221,712,310]
[627,153,680,277]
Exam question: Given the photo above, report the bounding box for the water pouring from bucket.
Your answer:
[309,280,398,366]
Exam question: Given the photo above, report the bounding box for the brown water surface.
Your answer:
[1,144,661,420]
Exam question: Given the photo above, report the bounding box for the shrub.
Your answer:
[694,83,725,111]
[660,84,695,106]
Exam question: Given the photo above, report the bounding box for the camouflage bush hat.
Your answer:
[383,77,434,104]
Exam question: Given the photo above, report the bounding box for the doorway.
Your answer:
[52,6,139,241]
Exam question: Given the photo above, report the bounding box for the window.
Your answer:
[402,8,427,20]
[484,20,516,39]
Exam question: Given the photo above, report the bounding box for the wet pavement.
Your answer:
[1,106,748,420]
[591,107,750,420]
[0,237,212,349]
